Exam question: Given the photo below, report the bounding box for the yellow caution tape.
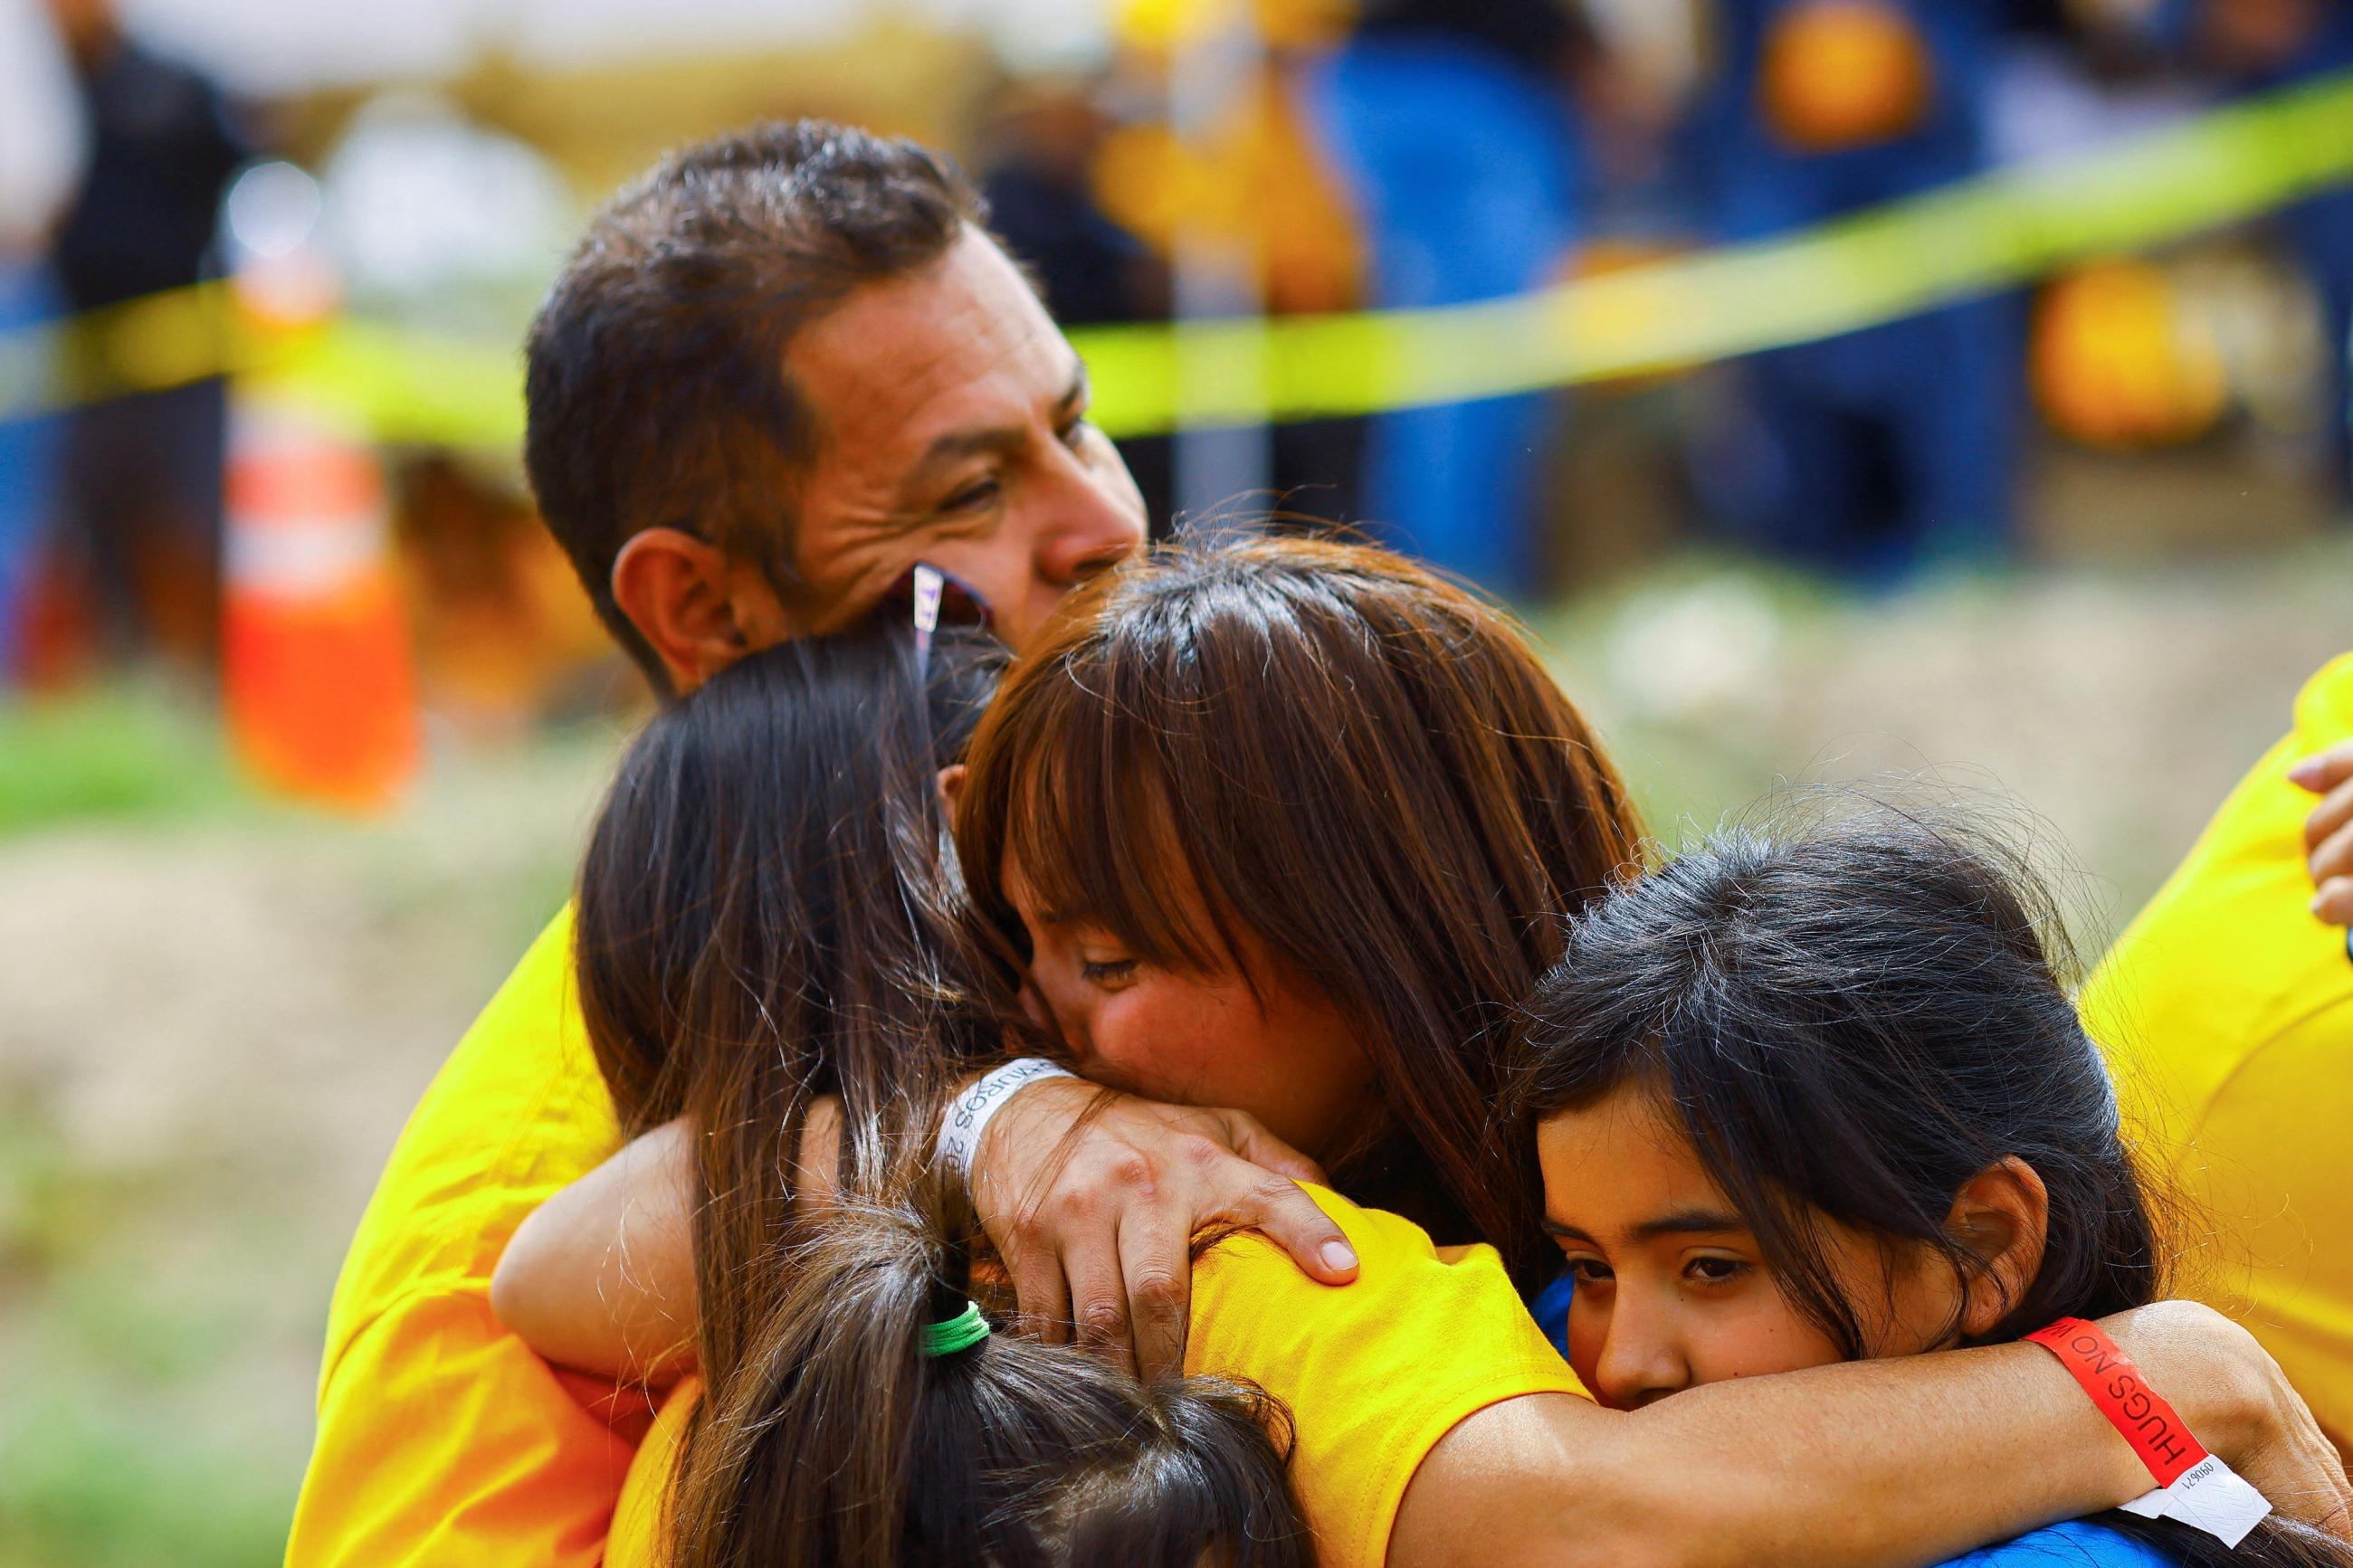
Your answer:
[1078,66,2353,434]
[4,66,2349,447]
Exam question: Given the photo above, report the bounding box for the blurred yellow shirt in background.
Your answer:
[284,908,634,1568]
[2084,652,2353,1459]
[603,1188,1587,1568]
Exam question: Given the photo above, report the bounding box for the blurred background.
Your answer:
[0,0,2347,1562]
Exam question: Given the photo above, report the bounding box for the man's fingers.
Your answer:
[1217,1111,1331,1188]
[1068,1244,1138,1379]
[2316,877,2353,928]
[1005,1244,1072,1346]
[1117,1212,1192,1383]
[1230,1173,1359,1285]
[2289,741,2353,795]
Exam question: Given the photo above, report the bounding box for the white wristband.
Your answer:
[936,1058,1075,1183]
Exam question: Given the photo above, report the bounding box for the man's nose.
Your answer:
[1034,456,1147,587]
[1594,1308,1689,1411]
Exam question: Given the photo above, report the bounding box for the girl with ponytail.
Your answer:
[515,620,1307,1568]
[654,1179,1304,1568]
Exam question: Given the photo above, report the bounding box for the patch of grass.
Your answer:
[0,685,245,840]
[0,1089,309,1567]
[0,1386,298,1568]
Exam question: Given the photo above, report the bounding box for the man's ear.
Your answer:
[611,528,793,693]
[1945,1155,2050,1338]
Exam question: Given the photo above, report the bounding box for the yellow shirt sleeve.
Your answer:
[286,907,639,1568]
[605,1190,1587,1568]
[2083,652,2353,1457]
[607,1382,697,1568]
[1186,1186,1590,1568]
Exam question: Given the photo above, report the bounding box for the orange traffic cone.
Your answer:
[221,408,419,811]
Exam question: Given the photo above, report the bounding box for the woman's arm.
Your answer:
[490,1117,703,1382]
[490,1083,1353,1381]
[489,1103,846,1380]
[1392,1301,2353,1568]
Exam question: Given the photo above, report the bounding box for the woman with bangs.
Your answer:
[953,536,1641,1296]
[494,534,2347,1568]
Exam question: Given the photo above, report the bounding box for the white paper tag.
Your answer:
[2115,1455,2272,1548]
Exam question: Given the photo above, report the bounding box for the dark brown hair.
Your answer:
[675,1180,1309,1568]
[956,534,1645,1287]
[524,119,986,690]
[576,619,1001,1427]
[574,620,1308,1568]
[1511,804,2353,1568]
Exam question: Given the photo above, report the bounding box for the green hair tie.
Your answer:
[922,1300,990,1359]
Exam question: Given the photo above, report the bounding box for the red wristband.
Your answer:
[2026,1316,2210,1487]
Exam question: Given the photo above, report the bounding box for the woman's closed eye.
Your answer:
[1078,956,1138,986]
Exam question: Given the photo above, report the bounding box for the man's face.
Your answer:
[778,226,1147,652]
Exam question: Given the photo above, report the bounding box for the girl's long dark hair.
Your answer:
[1511,803,2351,1568]
[572,622,1308,1568]
[682,1177,1308,1568]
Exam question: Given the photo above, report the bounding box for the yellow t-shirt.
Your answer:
[286,908,637,1568]
[2082,652,2353,1458]
[603,1188,1588,1568]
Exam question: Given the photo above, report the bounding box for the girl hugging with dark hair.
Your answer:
[1513,802,2352,1568]
[551,621,1309,1568]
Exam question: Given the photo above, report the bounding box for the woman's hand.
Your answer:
[2115,1299,2353,1536]
[969,1077,1360,1381]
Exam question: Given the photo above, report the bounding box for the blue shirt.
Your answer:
[1940,1519,2176,1567]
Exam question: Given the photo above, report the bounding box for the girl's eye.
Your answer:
[1684,1255,1751,1287]
[1566,1257,1615,1287]
[1078,957,1138,985]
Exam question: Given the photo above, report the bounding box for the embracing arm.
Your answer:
[1393,1302,2352,1568]
[491,1118,701,1383]
[491,1080,1355,1383]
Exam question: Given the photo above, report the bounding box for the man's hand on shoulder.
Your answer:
[967,1076,1360,1381]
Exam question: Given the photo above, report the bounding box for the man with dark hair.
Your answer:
[522,120,1139,690]
[288,119,1361,1568]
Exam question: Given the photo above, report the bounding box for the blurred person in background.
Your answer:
[1301,0,1592,594]
[1089,0,1371,531]
[0,0,82,684]
[2190,0,2353,499]
[978,75,1177,530]
[1685,0,2024,579]
[43,0,247,673]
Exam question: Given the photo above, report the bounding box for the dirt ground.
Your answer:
[1,534,2346,1566]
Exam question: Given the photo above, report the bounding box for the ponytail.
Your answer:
[666,1180,1310,1568]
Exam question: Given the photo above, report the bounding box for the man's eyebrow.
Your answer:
[905,422,1025,486]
